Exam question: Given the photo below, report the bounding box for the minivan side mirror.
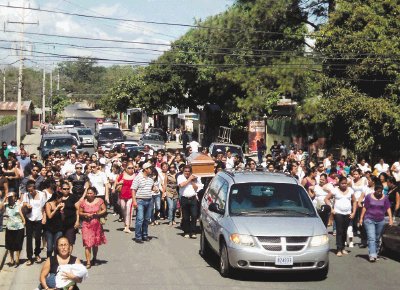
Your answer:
[37,146,41,150]
[209,203,224,215]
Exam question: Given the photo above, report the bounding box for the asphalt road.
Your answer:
[1,214,399,290]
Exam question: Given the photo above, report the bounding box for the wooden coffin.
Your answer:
[187,153,215,177]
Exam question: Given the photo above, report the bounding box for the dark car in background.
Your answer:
[96,127,126,150]
[63,119,83,127]
[38,134,79,159]
[209,143,244,159]
[146,127,167,141]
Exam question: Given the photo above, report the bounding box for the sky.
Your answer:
[0,0,234,68]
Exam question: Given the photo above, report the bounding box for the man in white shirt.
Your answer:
[374,158,389,175]
[390,158,400,181]
[225,150,235,169]
[188,139,200,153]
[22,180,46,264]
[177,165,203,238]
[61,152,78,178]
[88,162,109,204]
[323,153,333,172]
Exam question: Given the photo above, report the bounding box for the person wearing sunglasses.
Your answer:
[59,181,81,249]
[116,162,136,233]
[88,162,109,205]
[23,153,43,178]
[20,166,44,195]
[68,163,89,199]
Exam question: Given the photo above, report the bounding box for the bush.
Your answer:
[0,116,16,127]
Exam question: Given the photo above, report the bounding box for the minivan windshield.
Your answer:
[42,138,75,148]
[229,183,316,217]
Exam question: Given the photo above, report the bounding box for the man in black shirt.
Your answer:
[270,140,281,161]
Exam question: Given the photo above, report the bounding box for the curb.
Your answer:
[0,230,8,271]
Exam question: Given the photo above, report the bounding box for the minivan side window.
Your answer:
[206,176,223,206]
[215,181,228,210]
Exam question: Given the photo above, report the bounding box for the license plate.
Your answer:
[275,256,293,266]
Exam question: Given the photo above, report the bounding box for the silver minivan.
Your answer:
[200,171,329,278]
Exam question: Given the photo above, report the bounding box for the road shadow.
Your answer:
[355,254,370,261]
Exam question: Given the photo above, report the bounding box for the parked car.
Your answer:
[209,143,244,159]
[139,133,165,151]
[380,219,400,256]
[38,134,80,159]
[200,171,329,278]
[63,118,83,127]
[96,127,126,150]
[77,127,96,147]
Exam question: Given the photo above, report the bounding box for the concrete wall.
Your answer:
[0,115,27,142]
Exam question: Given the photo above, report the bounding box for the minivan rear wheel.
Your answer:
[219,242,231,277]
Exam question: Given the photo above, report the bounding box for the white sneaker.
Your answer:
[349,242,354,248]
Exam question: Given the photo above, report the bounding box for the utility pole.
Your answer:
[2,68,5,102]
[7,0,37,146]
[57,68,60,92]
[42,67,46,123]
[50,67,53,118]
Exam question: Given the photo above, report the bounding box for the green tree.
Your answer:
[307,0,400,156]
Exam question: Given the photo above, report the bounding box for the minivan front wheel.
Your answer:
[219,242,231,277]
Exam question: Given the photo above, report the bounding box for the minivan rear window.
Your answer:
[99,130,123,139]
[229,183,316,217]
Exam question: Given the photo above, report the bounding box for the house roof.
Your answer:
[0,101,33,112]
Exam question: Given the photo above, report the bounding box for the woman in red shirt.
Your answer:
[116,163,136,233]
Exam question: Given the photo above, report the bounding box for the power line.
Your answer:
[2,34,399,63]
[0,3,390,42]
[62,0,178,40]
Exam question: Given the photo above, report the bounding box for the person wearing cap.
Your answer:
[131,162,156,243]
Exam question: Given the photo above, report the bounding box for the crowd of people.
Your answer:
[0,136,399,287]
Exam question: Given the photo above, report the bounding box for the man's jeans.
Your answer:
[150,194,161,222]
[364,219,385,258]
[166,197,177,222]
[45,231,63,258]
[135,199,152,240]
